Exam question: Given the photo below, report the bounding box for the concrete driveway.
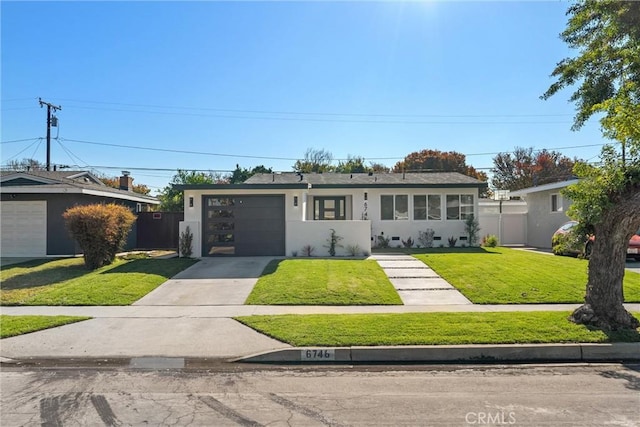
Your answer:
[134,256,277,306]
[1,256,292,360]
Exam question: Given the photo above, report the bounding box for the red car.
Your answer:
[552,221,640,261]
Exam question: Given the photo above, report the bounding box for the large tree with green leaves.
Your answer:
[542,0,640,330]
[158,170,222,211]
[229,164,273,183]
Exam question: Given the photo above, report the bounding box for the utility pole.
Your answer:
[38,98,62,171]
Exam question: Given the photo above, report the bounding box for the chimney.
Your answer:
[119,171,133,191]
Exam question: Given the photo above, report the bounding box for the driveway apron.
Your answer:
[134,256,276,306]
[371,254,472,305]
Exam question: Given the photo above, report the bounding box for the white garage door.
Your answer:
[1,201,47,257]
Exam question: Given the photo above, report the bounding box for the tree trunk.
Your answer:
[570,195,640,330]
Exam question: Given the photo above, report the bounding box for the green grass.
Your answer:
[0,315,91,338]
[236,311,640,346]
[245,259,403,305]
[412,247,640,304]
[0,257,198,305]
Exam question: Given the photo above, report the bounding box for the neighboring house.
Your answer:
[177,172,487,257]
[509,179,578,248]
[0,170,159,257]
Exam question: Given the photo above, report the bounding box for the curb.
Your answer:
[2,343,638,369]
[236,343,640,364]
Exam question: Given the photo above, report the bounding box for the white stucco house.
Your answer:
[509,179,578,248]
[177,172,487,257]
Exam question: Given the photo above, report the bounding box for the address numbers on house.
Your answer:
[301,349,335,361]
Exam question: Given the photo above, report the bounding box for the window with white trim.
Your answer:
[381,195,408,220]
[551,193,561,212]
[413,195,442,220]
[446,194,474,220]
[413,195,427,220]
[428,195,442,220]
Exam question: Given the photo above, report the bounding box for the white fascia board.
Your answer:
[510,179,579,197]
[0,185,159,204]
[82,188,160,204]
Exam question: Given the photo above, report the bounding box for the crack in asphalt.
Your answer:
[197,395,264,427]
[267,392,348,427]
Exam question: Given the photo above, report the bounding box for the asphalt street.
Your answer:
[2,363,639,426]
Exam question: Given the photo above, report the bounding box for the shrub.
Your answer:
[402,236,414,248]
[418,229,435,248]
[301,245,315,257]
[376,235,390,248]
[325,228,344,256]
[179,226,193,258]
[464,214,481,246]
[447,236,458,247]
[63,203,136,269]
[346,244,361,257]
[551,229,585,256]
[481,234,499,248]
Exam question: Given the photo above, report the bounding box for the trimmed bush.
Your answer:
[482,234,499,248]
[179,226,193,258]
[63,203,136,269]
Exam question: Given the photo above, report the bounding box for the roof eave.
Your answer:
[177,182,487,190]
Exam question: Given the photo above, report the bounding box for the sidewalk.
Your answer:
[2,254,639,365]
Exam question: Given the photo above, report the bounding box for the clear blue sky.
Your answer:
[1,1,606,195]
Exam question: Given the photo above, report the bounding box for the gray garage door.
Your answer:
[203,195,285,256]
[0,201,47,257]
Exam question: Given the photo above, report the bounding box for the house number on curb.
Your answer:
[301,349,335,361]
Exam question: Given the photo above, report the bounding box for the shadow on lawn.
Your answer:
[587,325,640,343]
[259,259,282,277]
[0,259,88,290]
[100,258,196,278]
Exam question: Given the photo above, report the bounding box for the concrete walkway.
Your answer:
[371,253,472,305]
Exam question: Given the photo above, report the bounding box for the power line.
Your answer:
[74,165,235,173]
[59,137,608,163]
[51,97,575,118]
[2,138,43,162]
[0,137,43,144]
[61,105,575,125]
[60,138,301,161]
[55,139,91,168]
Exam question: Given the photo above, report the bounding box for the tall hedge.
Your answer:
[63,203,137,269]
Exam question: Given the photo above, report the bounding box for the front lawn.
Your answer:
[236,311,640,346]
[413,247,640,304]
[0,315,91,338]
[0,257,197,305]
[245,259,402,305]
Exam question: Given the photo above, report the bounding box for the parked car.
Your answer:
[551,221,640,261]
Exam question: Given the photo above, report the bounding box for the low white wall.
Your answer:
[286,220,371,257]
[179,221,201,258]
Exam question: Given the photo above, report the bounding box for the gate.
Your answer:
[136,212,184,249]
